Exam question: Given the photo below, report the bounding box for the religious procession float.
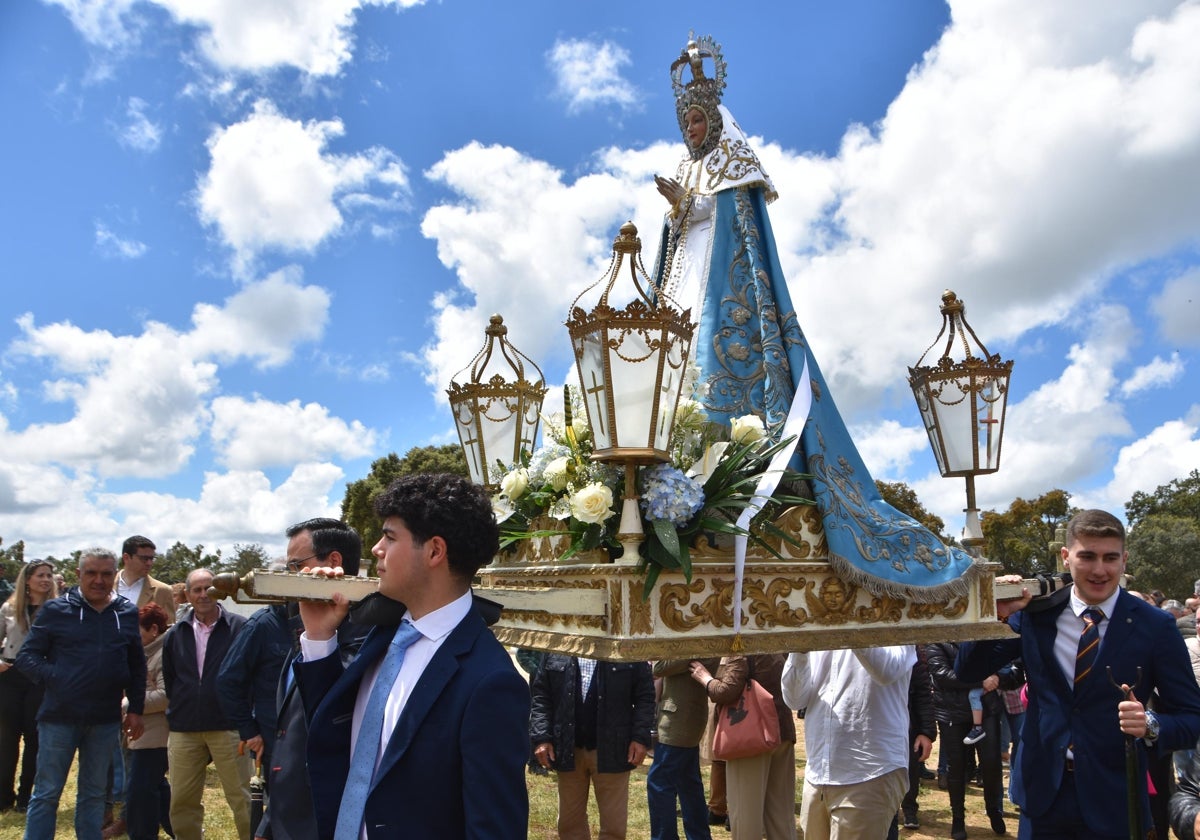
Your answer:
[213,35,1031,661]
[455,36,1025,661]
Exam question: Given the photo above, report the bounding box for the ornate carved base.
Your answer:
[475,558,1013,661]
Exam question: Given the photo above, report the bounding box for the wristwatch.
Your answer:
[1143,710,1161,744]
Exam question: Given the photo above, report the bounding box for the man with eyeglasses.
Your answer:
[246,518,369,840]
[116,536,175,624]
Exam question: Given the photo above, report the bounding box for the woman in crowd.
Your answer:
[691,654,795,840]
[124,602,172,840]
[0,560,58,812]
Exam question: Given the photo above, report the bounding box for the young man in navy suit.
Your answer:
[964,508,1200,839]
[296,473,529,839]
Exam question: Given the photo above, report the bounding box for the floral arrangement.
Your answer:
[491,368,813,590]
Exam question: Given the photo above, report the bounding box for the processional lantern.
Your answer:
[446,314,547,493]
[565,221,696,562]
[907,290,1013,555]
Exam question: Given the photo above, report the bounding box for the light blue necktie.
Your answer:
[335,621,422,840]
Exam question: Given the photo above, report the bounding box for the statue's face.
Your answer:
[684,108,708,151]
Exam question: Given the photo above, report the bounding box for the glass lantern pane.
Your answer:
[609,328,656,449]
[575,332,613,450]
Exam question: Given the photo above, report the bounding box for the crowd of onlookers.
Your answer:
[4,506,1200,840]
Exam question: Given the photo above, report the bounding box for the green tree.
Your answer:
[1126,513,1200,598]
[0,538,25,589]
[154,541,224,584]
[230,543,273,576]
[875,481,948,541]
[1127,469,1200,528]
[341,445,468,575]
[981,489,1074,575]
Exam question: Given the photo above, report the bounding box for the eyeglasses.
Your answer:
[286,552,330,573]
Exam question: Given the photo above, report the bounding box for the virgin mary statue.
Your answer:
[653,34,984,601]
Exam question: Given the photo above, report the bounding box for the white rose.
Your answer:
[570,483,615,524]
[571,414,591,442]
[500,468,529,500]
[544,457,571,491]
[730,414,766,445]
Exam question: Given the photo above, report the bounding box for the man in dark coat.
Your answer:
[530,655,655,840]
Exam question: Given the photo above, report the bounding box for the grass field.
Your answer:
[0,733,1011,839]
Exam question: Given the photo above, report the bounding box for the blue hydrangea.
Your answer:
[640,463,705,526]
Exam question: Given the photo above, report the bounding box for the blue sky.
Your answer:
[2,0,1199,561]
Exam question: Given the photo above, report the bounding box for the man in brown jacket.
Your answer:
[648,659,720,840]
[116,536,176,623]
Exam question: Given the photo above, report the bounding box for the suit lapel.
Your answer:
[1083,590,1138,699]
[1031,602,1073,697]
[369,611,480,788]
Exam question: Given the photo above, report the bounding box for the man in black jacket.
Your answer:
[162,568,249,840]
[252,518,367,840]
[925,641,1023,839]
[531,656,655,840]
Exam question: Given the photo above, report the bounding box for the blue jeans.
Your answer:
[646,743,712,840]
[24,721,119,840]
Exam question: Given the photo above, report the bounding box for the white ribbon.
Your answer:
[732,359,812,636]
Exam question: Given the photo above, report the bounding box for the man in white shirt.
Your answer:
[297,473,529,839]
[781,645,914,839]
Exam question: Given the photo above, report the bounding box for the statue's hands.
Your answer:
[655,175,685,206]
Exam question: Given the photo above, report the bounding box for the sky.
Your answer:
[2,0,1199,563]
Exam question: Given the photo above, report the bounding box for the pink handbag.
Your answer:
[711,677,782,760]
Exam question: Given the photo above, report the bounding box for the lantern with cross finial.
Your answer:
[565,222,696,563]
[907,290,1013,555]
[447,314,547,493]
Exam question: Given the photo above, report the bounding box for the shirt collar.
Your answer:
[405,589,472,643]
[1070,586,1121,620]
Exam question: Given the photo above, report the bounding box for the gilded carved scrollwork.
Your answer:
[742,577,810,628]
[660,578,735,632]
[502,609,606,630]
[629,585,654,635]
[907,597,969,620]
[689,505,825,562]
[609,580,623,635]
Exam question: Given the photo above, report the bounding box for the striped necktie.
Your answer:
[1074,607,1104,686]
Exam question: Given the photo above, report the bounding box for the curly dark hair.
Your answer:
[373,473,499,582]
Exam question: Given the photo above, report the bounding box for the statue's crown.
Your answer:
[670,33,727,126]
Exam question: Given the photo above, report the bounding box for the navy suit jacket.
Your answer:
[299,605,530,840]
[965,588,1200,834]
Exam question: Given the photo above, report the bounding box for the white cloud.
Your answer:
[2,271,338,478]
[210,396,376,469]
[94,221,148,259]
[1152,268,1200,345]
[197,99,410,273]
[851,420,931,478]
[1085,411,1200,514]
[117,96,162,151]
[1121,352,1184,396]
[0,462,348,560]
[547,38,640,114]
[49,0,425,77]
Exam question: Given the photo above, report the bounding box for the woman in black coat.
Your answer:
[924,642,1024,839]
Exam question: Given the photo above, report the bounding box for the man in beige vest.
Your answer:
[116,536,175,624]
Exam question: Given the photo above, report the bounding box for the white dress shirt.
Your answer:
[301,590,473,774]
[781,646,915,785]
